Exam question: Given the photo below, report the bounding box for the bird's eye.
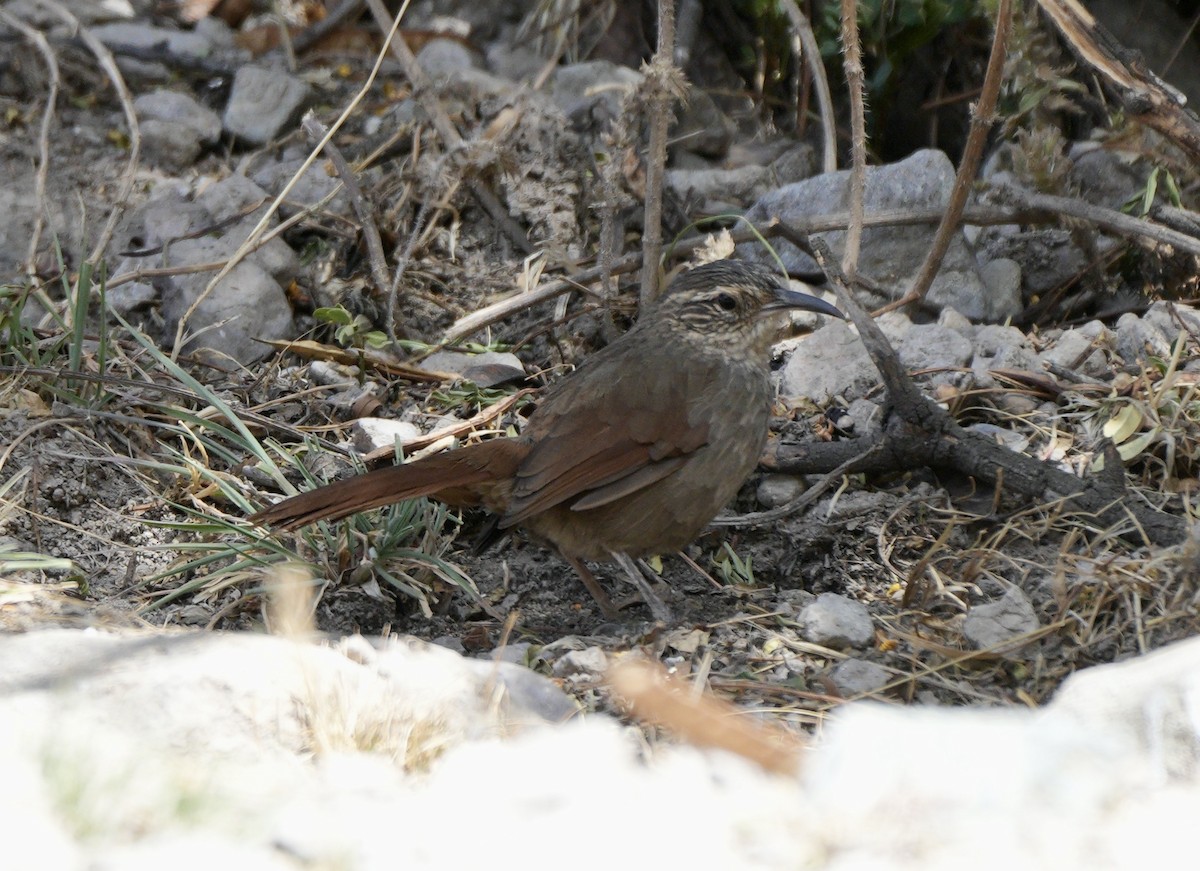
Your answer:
[715,293,738,312]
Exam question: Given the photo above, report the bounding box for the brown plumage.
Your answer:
[251,260,842,615]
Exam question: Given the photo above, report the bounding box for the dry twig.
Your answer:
[37,0,141,265]
[838,0,866,279]
[891,0,1012,312]
[779,0,836,173]
[638,0,680,307]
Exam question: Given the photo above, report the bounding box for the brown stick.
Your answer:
[901,0,1012,307]
[638,0,679,308]
[839,0,866,280]
[780,0,837,173]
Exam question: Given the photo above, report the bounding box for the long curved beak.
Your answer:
[764,283,845,320]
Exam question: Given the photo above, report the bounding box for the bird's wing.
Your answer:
[499,341,714,527]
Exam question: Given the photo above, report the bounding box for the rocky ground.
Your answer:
[1,0,1200,867]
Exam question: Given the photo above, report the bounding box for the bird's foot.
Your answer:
[610,551,674,623]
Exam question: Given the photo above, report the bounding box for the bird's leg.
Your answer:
[562,554,621,618]
[609,550,674,623]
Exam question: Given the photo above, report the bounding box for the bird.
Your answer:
[251,259,843,618]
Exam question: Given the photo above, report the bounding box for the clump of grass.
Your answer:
[4,262,481,625]
[104,308,479,621]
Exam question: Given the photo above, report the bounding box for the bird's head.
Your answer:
[651,260,844,356]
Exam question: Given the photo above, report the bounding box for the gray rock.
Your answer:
[741,150,1002,321]
[161,259,293,367]
[419,350,526,386]
[1068,143,1149,211]
[138,119,203,168]
[108,183,298,352]
[352,418,423,453]
[92,22,214,58]
[461,351,526,387]
[846,398,882,436]
[491,642,535,665]
[135,89,222,169]
[780,322,878,401]
[1115,312,1171,364]
[1039,325,1110,378]
[550,60,640,127]
[104,271,157,316]
[976,257,1023,318]
[486,40,545,82]
[1143,301,1200,348]
[757,474,805,509]
[430,635,467,654]
[876,310,914,342]
[5,0,131,25]
[134,89,221,144]
[672,87,735,159]
[895,323,974,374]
[972,324,1039,376]
[963,587,1040,651]
[968,422,1030,452]
[551,646,609,678]
[973,324,1029,359]
[798,593,874,651]
[666,166,771,211]
[829,658,892,697]
[768,143,818,185]
[980,228,1089,298]
[937,307,974,337]
[194,174,300,280]
[192,14,238,49]
[113,190,212,254]
[436,66,518,106]
[251,156,352,218]
[223,66,310,145]
[308,360,360,385]
[416,38,481,76]
[418,350,473,376]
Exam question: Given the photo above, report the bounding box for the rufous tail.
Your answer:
[250,438,526,530]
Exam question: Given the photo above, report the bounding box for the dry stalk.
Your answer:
[893,0,1013,312]
[991,185,1200,257]
[778,0,837,173]
[638,0,680,307]
[837,0,867,282]
[0,8,58,275]
[301,113,392,300]
[35,0,141,266]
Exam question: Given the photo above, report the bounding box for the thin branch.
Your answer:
[992,184,1200,257]
[37,0,140,264]
[839,0,866,279]
[903,0,1011,305]
[779,0,837,173]
[638,0,679,307]
[301,113,391,297]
